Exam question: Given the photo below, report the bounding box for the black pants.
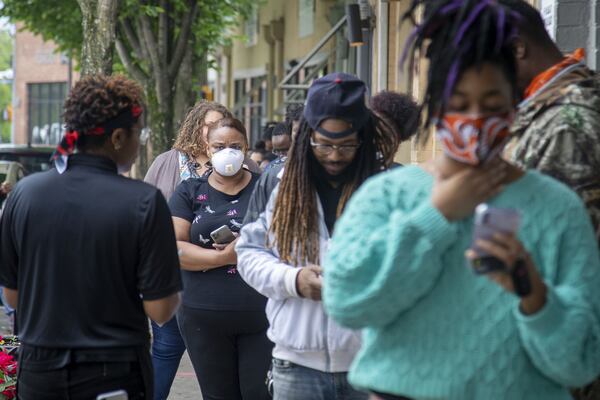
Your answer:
[18,361,145,400]
[178,306,273,400]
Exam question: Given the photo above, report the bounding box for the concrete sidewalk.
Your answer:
[168,351,202,399]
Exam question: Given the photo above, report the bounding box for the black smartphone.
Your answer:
[471,204,521,274]
[210,225,236,245]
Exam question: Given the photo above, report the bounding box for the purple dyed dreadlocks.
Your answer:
[401,0,521,142]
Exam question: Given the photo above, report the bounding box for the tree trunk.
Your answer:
[78,0,119,75]
[147,84,175,158]
[115,0,198,160]
[173,42,195,133]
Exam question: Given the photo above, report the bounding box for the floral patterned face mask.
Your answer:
[435,112,513,165]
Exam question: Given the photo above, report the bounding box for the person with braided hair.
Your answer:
[0,75,182,399]
[323,1,600,400]
[236,72,388,399]
[241,91,408,227]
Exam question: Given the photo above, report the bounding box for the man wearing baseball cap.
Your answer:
[236,73,386,399]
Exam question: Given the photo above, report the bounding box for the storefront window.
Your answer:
[27,82,67,145]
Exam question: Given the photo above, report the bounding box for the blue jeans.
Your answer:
[272,358,367,400]
[0,286,15,333]
[151,317,186,400]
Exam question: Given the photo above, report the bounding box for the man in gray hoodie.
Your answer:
[236,73,386,399]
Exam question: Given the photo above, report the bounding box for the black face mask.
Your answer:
[308,150,358,184]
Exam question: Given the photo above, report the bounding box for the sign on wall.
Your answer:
[540,0,557,39]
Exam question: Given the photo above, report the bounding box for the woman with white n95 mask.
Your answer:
[169,117,272,400]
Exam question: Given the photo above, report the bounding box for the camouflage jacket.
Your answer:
[509,64,600,245]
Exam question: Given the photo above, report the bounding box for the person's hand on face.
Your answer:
[431,63,517,221]
[432,158,508,221]
[296,265,323,301]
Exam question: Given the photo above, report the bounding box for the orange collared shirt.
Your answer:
[523,48,586,99]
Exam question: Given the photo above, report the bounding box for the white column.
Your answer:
[377,0,389,92]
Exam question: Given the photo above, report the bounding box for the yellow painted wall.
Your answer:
[227,0,341,121]
[282,0,339,62]
[230,0,338,74]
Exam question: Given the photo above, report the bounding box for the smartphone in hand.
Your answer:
[471,204,521,274]
[210,225,236,245]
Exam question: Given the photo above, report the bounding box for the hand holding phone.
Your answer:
[470,204,521,274]
[468,204,532,297]
[210,225,236,245]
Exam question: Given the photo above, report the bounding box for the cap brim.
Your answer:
[314,126,357,139]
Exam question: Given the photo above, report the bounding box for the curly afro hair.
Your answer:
[370,91,419,143]
[173,101,232,158]
[63,75,144,150]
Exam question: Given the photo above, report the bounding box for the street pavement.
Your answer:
[0,311,202,399]
[168,351,203,399]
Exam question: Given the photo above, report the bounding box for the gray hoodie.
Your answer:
[236,184,361,373]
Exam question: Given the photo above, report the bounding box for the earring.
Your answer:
[114,144,122,151]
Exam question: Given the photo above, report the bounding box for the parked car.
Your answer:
[0,161,27,186]
[0,144,54,174]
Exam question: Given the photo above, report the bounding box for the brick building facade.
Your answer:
[12,25,77,145]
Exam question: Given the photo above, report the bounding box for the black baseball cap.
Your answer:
[303,72,370,139]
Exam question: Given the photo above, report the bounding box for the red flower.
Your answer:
[0,352,14,371]
[3,386,16,399]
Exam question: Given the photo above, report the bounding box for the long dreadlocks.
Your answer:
[269,115,386,266]
[402,0,520,142]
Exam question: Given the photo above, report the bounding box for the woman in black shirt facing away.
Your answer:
[0,75,182,400]
[169,117,271,400]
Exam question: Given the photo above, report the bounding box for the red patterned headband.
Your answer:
[52,104,143,168]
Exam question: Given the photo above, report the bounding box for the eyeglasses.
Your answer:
[310,139,362,155]
[272,149,289,157]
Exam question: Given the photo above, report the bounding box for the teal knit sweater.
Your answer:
[323,166,600,400]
